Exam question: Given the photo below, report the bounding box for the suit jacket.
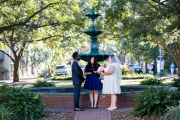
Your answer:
[72,61,85,85]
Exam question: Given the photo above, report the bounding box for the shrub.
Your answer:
[170,77,180,90]
[0,104,17,120]
[51,75,73,80]
[0,67,9,74]
[130,86,180,117]
[32,80,55,87]
[40,67,48,77]
[122,67,130,75]
[0,84,46,120]
[140,78,164,85]
[159,69,168,77]
[122,76,144,79]
[164,101,180,120]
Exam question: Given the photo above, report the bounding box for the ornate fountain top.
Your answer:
[80,7,110,62]
[84,7,103,35]
[92,7,94,14]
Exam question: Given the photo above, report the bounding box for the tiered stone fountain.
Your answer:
[80,7,110,62]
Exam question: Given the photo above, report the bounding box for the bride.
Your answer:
[101,55,122,110]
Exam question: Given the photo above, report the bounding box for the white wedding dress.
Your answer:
[102,63,121,94]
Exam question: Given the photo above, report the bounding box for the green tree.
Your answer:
[99,0,180,76]
[0,0,86,82]
[121,39,159,73]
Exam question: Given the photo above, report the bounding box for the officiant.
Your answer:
[84,56,102,109]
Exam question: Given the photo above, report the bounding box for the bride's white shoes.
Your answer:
[106,107,111,110]
[108,106,117,110]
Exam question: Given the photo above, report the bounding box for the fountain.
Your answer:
[80,7,110,62]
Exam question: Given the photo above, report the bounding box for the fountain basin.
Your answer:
[30,85,147,93]
[83,30,103,36]
[80,53,110,62]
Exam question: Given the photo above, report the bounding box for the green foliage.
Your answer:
[122,67,130,75]
[0,84,46,120]
[159,69,168,77]
[122,76,144,79]
[170,77,180,90]
[0,67,9,74]
[0,0,87,82]
[51,75,73,80]
[140,78,164,86]
[32,80,55,88]
[164,101,180,120]
[130,86,180,117]
[20,48,53,68]
[0,104,17,120]
[101,0,180,76]
[40,67,49,77]
[122,73,153,79]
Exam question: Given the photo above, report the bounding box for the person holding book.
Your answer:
[84,56,102,108]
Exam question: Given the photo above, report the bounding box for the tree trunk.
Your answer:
[13,59,20,82]
[145,62,148,73]
[177,63,180,76]
[162,42,180,77]
[154,57,157,74]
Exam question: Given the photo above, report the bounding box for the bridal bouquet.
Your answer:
[97,67,105,73]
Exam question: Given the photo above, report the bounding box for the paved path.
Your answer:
[75,108,111,120]
[44,107,134,120]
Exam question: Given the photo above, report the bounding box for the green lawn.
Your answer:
[8,74,175,88]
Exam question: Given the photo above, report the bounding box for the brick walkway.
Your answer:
[75,108,111,120]
[44,107,134,120]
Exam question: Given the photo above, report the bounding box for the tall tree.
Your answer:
[98,0,180,76]
[0,0,86,82]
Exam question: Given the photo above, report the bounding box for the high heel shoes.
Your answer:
[106,107,111,110]
[108,106,117,110]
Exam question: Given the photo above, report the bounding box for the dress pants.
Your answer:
[74,85,81,108]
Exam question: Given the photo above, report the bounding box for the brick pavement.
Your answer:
[44,107,134,120]
[75,108,111,120]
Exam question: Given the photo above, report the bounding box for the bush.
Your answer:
[0,104,17,120]
[164,101,180,120]
[122,67,130,75]
[159,69,168,77]
[122,73,146,79]
[130,86,180,117]
[51,75,73,80]
[0,84,46,120]
[140,78,165,85]
[40,67,48,77]
[32,80,55,87]
[170,77,180,90]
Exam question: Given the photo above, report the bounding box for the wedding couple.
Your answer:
[72,52,122,111]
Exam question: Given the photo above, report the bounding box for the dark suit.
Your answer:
[72,61,85,108]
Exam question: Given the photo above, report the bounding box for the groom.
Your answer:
[72,52,85,111]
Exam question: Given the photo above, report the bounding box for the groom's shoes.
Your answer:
[74,108,84,111]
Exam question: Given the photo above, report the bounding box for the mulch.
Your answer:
[39,111,76,120]
[110,110,166,120]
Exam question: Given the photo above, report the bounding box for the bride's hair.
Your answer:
[110,55,117,63]
[110,54,114,58]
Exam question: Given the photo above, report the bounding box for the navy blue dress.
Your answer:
[84,67,102,90]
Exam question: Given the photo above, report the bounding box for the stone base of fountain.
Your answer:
[31,86,178,108]
[41,92,138,108]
